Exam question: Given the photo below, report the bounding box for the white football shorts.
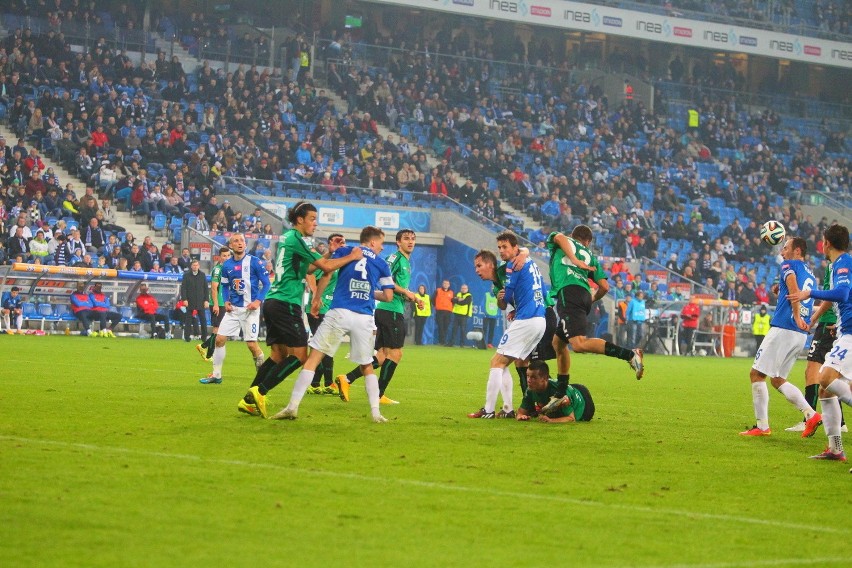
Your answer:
[309,308,377,365]
[496,316,546,360]
[218,306,261,341]
[752,326,806,379]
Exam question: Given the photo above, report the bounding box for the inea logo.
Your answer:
[490,0,527,16]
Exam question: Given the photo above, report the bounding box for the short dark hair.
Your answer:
[824,224,850,253]
[474,249,498,266]
[396,228,415,242]
[496,231,518,247]
[360,225,385,244]
[527,359,549,377]
[572,225,594,243]
[327,233,344,243]
[218,246,230,254]
[789,236,808,257]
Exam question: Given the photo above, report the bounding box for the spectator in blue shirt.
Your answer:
[626,291,648,347]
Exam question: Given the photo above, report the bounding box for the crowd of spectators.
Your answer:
[0,4,848,307]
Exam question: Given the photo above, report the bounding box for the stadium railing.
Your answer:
[0,263,185,336]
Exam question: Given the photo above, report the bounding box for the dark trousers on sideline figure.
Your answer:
[183,311,208,341]
[95,310,121,330]
[435,310,452,345]
[414,315,428,345]
[446,313,470,347]
[483,317,497,348]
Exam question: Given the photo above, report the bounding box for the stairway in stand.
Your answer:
[0,122,159,246]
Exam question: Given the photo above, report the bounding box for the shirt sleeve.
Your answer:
[254,257,270,301]
[377,257,395,290]
[503,265,517,305]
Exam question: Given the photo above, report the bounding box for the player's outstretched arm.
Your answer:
[592,278,610,303]
[314,246,363,274]
[311,272,332,317]
[554,233,592,272]
[539,413,576,423]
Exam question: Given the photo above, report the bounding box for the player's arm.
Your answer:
[211,277,220,314]
[538,413,576,423]
[305,271,318,298]
[311,272,332,317]
[553,233,592,271]
[496,288,507,310]
[516,405,533,421]
[783,272,808,331]
[375,282,395,303]
[592,277,610,303]
[312,247,363,273]
[809,300,832,330]
[511,246,530,270]
[247,259,270,310]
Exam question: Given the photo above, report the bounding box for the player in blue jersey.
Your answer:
[740,236,819,436]
[788,224,852,466]
[1,286,24,334]
[199,233,270,384]
[271,226,395,422]
[468,232,546,419]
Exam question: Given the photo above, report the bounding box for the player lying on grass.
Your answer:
[516,359,595,423]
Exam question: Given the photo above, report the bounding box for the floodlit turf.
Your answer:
[1,336,850,567]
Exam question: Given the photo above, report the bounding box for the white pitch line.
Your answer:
[630,558,848,568]
[1,435,846,536]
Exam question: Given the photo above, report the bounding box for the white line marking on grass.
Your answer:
[2,435,847,536]
[633,558,848,568]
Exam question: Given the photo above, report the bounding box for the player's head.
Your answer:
[218,246,231,261]
[228,233,246,255]
[496,231,519,261]
[10,286,19,296]
[526,360,550,392]
[823,224,850,255]
[474,249,498,281]
[781,236,807,260]
[360,225,385,254]
[288,201,318,236]
[396,229,416,254]
[571,225,594,246]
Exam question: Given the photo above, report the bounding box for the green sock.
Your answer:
[378,359,399,396]
[516,366,528,394]
[556,374,570,397]
[604,341,634,362]
[805,384,819,411]
[258,355,302,395]
[347,357,378,384]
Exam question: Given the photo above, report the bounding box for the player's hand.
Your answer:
[512,248,529,270]
[246,300,261,311]
[828,324,837,338]
[497,290,505,301]
[212,305,219,315]
[516,413,530,421]
[771,284,779,295]
[787,289,811,302]
[506,310,516,322]
[411,293,424,310]
[794,316,808,332]
[328,235,345,253]
[348,247,364,261]
[537,415,551,423]
[224,301,233,313]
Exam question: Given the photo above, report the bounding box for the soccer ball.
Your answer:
[760,221,786,246]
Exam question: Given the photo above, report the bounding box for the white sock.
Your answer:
[822,396,842,439]
[825,379,852,406]
[212,345,226,378]
[287,369,315,410]
[485,368,502,413]
[15,314,22,330]
[1,313,8,330]
[752,381,770,430]
[500,367,513,413]
[365,374,381,417]
[256,351,265,364]
[777,381,815,418]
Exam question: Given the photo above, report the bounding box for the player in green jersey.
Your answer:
[305,233,344,395]
[516,360,595,423]
[336,229,422,404]
[789,264,847,432]
[197,246,231,360]
[240,202,362,418]
[547,225,644,382]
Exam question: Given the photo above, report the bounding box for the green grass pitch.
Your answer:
[1,336,850,567]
